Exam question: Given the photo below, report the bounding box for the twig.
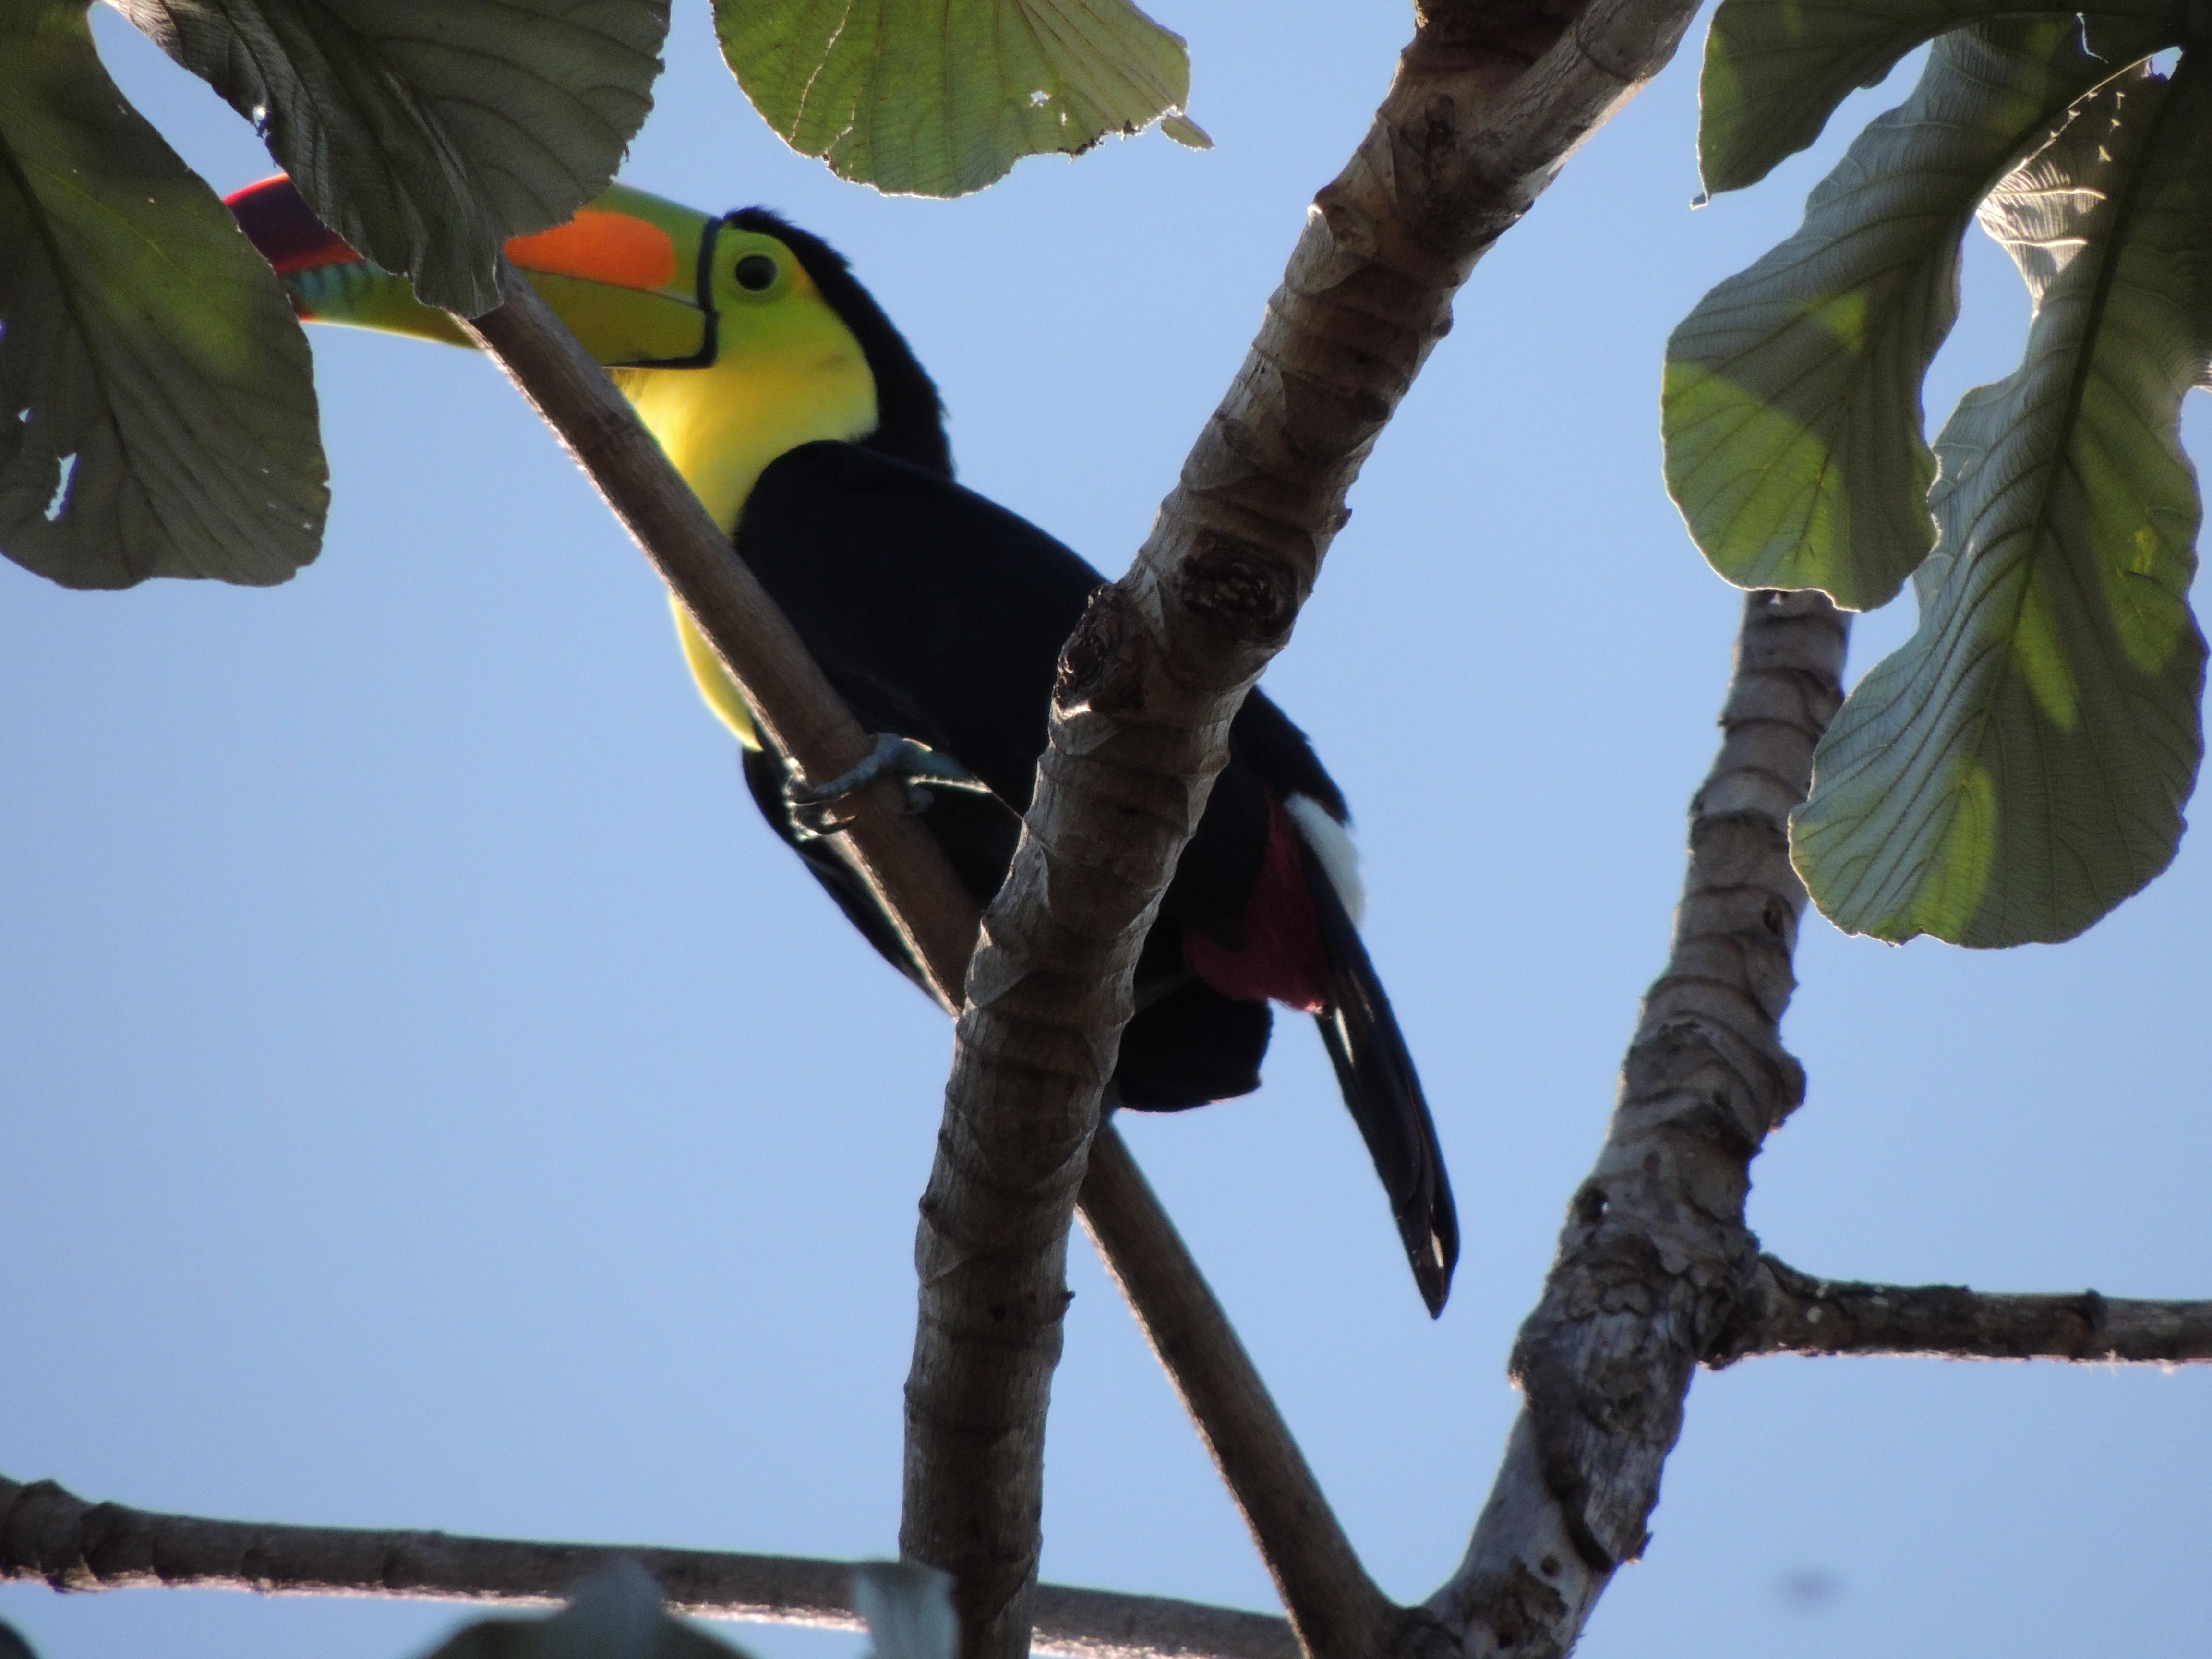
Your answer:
[899,0,1718,1653]
[447,255,1363,1645]
[1709,1257,2212,1365]
[1424,591,1850,1657]
[0,1477,1294,1659]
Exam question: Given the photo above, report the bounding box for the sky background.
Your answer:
[5,3,2210,1656]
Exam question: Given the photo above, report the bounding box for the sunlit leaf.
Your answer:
[427,1563,754,1659]
[110,0,672,316]
[1665,19,2155,609]
[0,0,325,589]
[1697,0,2177,194]
[1792,64,2211,945]
[717,0,1202,197]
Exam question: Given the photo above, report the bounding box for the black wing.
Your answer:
[740,442,1099,808]
[741,443,1310,940]
[736,442,1276,1106]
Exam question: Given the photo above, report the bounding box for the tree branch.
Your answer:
[0,1477,1294,1659]
[897,0,1713,1654]
[459,262,978,1010]
[1079,1131,1395,1650]
[1709,1257,2212,1365]
[449,256,1365,1644]
[1424,590,1850,1658]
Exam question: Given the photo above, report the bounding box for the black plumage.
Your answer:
[733,443,1457,1311]
[731,211,1458,1312]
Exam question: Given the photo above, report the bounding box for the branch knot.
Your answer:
[1053,584,1138,718]
[1174,530,1300,646]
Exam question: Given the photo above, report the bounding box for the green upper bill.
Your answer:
[254,179,721,368]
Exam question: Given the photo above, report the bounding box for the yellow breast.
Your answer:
[614,307,878,751]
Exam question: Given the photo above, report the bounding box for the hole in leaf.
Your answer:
[45,452,78,522]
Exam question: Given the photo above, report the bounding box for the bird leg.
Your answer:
[786,733,995,836]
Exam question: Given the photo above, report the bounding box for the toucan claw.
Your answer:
[786,733,992,837]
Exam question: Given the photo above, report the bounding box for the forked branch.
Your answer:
[899,0,1723,1651]
[1424,590,1849,1657]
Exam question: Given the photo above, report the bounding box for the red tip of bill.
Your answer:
[224,175,361,276]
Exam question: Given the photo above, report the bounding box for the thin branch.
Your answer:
[0,1477,1295,1659]
[1709,1257,2212,1365]
[447,256,1361,1643]
[1424,591,1850,1659]
[1079,1131,1394,1648]
[898,0,1717,1653]
[458,262,976,1010]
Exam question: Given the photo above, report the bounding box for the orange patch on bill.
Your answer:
[505,211,679,291]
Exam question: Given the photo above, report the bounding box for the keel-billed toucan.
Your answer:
[228,176,1460,1315]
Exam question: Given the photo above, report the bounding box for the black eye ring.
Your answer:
[733,253,778,292]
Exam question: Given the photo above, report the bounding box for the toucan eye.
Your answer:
[733,253,778,292]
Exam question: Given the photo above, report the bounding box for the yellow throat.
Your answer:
[613,280,879,751]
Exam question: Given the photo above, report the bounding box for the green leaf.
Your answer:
[428,1563,755,1659]
[1665,19,2153,610]
[716,0,1202,197]
[111,0,672,316]
[0,0,326,590]
[1697,0,2179,194]
[1791,63,2211,946]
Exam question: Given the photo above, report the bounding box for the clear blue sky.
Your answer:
[5,3,2208,1656]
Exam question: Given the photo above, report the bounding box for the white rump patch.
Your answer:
[1284,793,1365,926]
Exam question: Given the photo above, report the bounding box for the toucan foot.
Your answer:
[786,733,991,836]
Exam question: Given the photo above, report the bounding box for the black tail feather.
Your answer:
[1301,840,1458,1317]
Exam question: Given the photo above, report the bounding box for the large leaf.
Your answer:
[717,0,1208,198]
[1665,19,2155,610]
[111,0,671,316]
[1791,63,2211,945]
[0,0,325,589]
[1697,0,2180,194]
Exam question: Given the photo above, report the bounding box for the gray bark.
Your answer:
[898,0,1712,1653]
[1710,1258,2212,1365]
[1424,590,1850,1658]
